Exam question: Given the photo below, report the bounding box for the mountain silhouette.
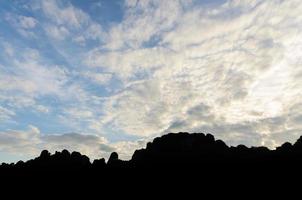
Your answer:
[1,132,302,183]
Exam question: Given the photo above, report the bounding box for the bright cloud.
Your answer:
[89,0,302,140]
[0,126,136,162]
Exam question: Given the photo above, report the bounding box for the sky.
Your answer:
[1,0,302,163]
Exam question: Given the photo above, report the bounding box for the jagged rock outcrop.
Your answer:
[2,132,302,177]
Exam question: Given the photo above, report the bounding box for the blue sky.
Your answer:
[1,0,302,163]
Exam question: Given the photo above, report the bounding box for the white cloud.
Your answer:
[63,107,94,119]
[83,0,302,148]
[45,25,70,40]
[11,62,68,97]
[19,16,37,29]
[41,133,113,160]
[0,45,86,120]
[112,139,147,160]
[73,35,85,45]
[41,0,88,28]
[0,126,145,163]
[40,0,104,43]
[84,23,104,41]
[82,72,112,85]
[0,125,41,156]
[36,105,50,113]
[3,42,14,57]
[0,106,15,122]
[5,13,37,37]
[104,0,184,50]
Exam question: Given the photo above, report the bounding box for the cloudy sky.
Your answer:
[0,0,302,163]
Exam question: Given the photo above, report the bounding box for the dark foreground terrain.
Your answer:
[1,132,301,196]
[1,132,302,177]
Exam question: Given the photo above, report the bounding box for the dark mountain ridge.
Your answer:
[1,132,302,177]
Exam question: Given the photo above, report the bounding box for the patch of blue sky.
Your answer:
[80,79,113,97]
[107,132,142,143]
[0,152,30,164]
[101,125,142,143]
[196,0,228,6]
[0,119,18,132]
[0,98,67,134]
[71,0,124,29]
[142,34,162,48]
[0,18,21,40]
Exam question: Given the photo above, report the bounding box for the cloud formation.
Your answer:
[0,126,144,162]
[85,0,302,142]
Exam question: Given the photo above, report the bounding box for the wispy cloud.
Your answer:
[5,13,38,37]
[0,106,15,122]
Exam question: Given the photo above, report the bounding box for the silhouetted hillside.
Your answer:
[2,132,302,180]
